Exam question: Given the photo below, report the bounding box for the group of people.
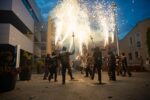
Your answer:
[43,46,103,84]
[77,47,103,84]
[107,52,132,81]
[78,50,132,82]
[43,46,75,84]
[43,45,132,85]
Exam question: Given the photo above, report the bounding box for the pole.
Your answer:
[112,2,119,55]
[90,35,95,48]
[72,32,75,50]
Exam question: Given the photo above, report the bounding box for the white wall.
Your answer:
[9,24,33,53]
[12,0,34,33]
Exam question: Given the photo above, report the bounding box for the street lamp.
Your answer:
[112,2,120,55]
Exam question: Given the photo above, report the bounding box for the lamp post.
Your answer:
[112,2,119,55]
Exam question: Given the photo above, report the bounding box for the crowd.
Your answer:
[43,46,134,85]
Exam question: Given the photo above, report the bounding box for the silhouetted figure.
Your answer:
[121,53,132,77]
[85,53,92,77]
[116,55,122,76]
[43,54,51,80]
[91,47,103,84]
[48,51,58,82]
[108,51,116,81]
[59,46,75,84]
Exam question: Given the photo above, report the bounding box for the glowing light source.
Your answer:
[49,0,117,55]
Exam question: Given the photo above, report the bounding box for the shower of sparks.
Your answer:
[50,0,116,55]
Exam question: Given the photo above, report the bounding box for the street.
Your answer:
[0,72,150,100]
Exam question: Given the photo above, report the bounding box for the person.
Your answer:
[59,46,75,84]
[116,54,122,76]
[80,56,86,74]
[121,52,132,77]
[48,51,58,82]
[43,54,51,80]
[107,51,116,81]
[91,47,103,84]
[85,52,92,77]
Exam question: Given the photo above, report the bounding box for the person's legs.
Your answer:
[48,68,53,82]
[91,66,96,80]
[68,65,74,80]
[54,67,58,82]
[112,68,116,81]
[62,66,66,84]
[85,67,88,77]
[43,67,49,80]
[97,67,102,83]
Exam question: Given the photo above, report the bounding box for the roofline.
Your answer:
[120,17,150,41]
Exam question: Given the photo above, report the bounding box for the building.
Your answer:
[47,16,55,54]
[38,22,48,58]
[0,0,42,67]
[119,18,150,69]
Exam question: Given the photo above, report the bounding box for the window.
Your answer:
[128,53,132,60]
[135,51,138,58]
[137,41,141,48]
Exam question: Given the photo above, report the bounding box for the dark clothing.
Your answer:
[92,48,103,83]
[116,56,122,76]
[121,56,132,76]
[108,53,116,81]
[43,56,51,79]
[48,55,58,82]
[59,50,75,84]
[85,56,92,77]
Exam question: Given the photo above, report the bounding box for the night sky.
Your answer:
[35,0,150,39]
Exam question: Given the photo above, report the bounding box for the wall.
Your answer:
[0,24,10,44]
[9,24,33,53]
[119,19,150,66]
[12,0,34,33]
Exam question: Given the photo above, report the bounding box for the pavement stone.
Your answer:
[0,72,150,100]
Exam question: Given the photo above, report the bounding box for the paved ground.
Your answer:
[0,72,150,100]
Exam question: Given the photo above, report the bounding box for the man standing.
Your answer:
[43,54,51,80]
[59,46,75,84]
[121,52,132,77]
[85,53,92,77]
[48,51,58,82]
[91,47,103,84]
[108,51,116,81]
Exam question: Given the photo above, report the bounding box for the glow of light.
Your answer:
[50,0,117,55]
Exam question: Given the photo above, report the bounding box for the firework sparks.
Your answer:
[50,0,117,55]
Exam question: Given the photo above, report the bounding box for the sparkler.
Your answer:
[72,32,75,50]
[50,0,117,55]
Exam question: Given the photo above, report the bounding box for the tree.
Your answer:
[146,28,150,56]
